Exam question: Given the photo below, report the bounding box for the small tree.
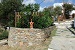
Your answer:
[63,3,73,19]
[54,6,62,16]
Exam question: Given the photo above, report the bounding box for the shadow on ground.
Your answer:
[67,27,75,35]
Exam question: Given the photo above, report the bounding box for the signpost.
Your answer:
[15,12,21,27]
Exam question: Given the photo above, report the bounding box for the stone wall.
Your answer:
[43,26,56,38]
[8,26,55,47]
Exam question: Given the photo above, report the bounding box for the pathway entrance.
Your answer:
[48,20,75,50]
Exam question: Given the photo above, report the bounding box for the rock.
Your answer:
[0,39,8,45]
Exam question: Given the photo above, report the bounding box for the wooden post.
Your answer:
[15,12,21,27]
[15,12,17,27]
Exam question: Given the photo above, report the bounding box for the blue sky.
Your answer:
[36,0,62,7]
[36,0,75,7]
[23,0,75,11]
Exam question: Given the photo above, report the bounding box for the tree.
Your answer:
[32,7,53,29]
[0,0,24,26]
[47,6,55,16]
[17,4,40,28]
[17,4,53,28]
[0,0,53,28]
[54,6,62,16]
[23,4,39,21]
[63,3,73,19]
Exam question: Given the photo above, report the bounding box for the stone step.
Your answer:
[56,26,71,29]
[54,20,73,25]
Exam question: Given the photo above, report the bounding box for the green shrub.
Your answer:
[0,31,8,40]
[33,16,53,29]
[16,15,53,29]
[16,16,30,28]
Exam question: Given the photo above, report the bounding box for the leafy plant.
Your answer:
[0,30,8,40]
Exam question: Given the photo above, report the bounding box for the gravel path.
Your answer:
[48,20,75,50]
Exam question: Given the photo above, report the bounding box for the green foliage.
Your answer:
[33,7,53,29]
[0,30,8,40]
[33,16,53,29]
[0,0,53,28]
[0,0,24,26]
[54,6,62,16]
[16,12,30,28]
[49,7,56,16]
[17,14,53,29]
[16,16,30,28]
[23,4,39,20]
[16,4,40,28]
[16,4,53,29]
[63,3,73,19]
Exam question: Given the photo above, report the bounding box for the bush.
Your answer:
[0,30,8,40]
[16,15,53,29]
[16,16,30,28]
[33,16,53,29]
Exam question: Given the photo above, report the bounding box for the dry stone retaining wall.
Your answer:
[8,26,55,47]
